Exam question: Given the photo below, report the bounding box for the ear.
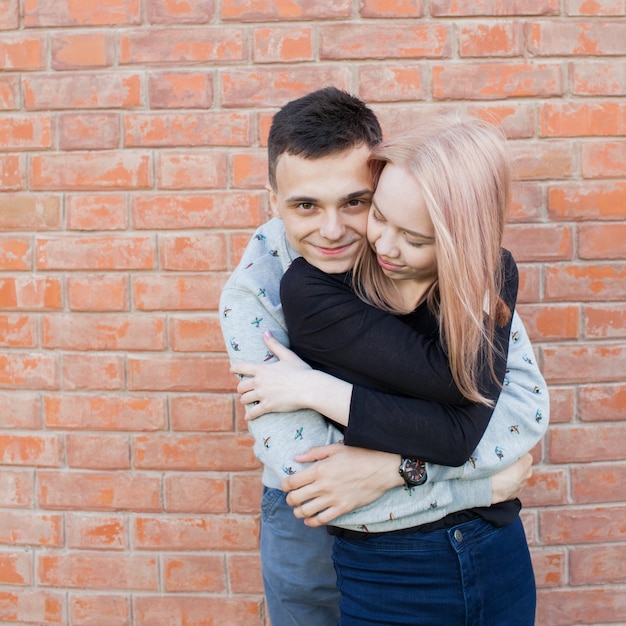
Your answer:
[266,185,281,219]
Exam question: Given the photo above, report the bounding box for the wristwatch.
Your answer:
[399,457,427,488]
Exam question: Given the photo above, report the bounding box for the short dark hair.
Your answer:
[267,86,382,190]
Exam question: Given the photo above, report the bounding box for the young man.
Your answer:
[220,87,546,625]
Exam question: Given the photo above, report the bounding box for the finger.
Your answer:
[236,378,254,395]
[262,331,292,360]
[293,496,329,519]
[293,443,343,464]
[230,362,258,377]
[304,506,339,527]
[285,483,321,508]
[281,465,318,492]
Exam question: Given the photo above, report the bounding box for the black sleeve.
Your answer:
[281,258,466,405]
[282,250,518,466]
[344,250,518,464]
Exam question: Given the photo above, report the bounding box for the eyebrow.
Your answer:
[285,188,373,205]
[371,198,435,241]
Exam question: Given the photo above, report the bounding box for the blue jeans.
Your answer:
[333,516,536,626]
[260,487,340,626]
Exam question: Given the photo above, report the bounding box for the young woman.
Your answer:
[234,114,546,625]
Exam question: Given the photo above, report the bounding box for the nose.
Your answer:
[374,228,397,258]
[319,211,345,241]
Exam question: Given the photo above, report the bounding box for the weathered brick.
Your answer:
[0,353,58,390]
[31,152,151,191]
[548,423,626,462]
[221,0,351,21]
[549,181,626,220]
[169,394,234,432]
[253,26,314,63]
[431,0,559,16]
[0,154,24,190]
[542,343,626,385]
[133,433,258,470]
[44,395,167,431]
[66,513,128,550]
[582,140,626,177]
[0,35,46,70]
[433,62,562,99]
[572,462,626,504]
[168,316,229,352]
[459,22,524,57]
[51,33,113,69]
[66,434,130,470]
[530,547,566,588]
[133,515,259,550]
[571,60,626,95]
[163,554,226,592]
[164,474,229,513]
[148,71,214,109]
[0,589,64,624]
[528,20,626,55]
[24,0,141,26]
[221,67,351,107]
[540,505,626,544]
[358,64,427,103]
[566,0,626,15]
[321,23,451,59]
[133,274,226,311]
[146,0,216,23]
[119,28,245,65]
[61,353,125,391]
[67,274,129,311]
[58,113,120,151]
[38,553,157,591]
[36,236,155,270]
[0,195,61,230]
[503,224,574,261]
[4,297,56,340]
[70,594,131,626]
[24,73,141,110]
[66,194,128,231]
[38,471,161,511]
[125,112,251,147]
[156,151,228,189]
[131,192,265,229]
[0,511,63,547]
[545,263,626,301]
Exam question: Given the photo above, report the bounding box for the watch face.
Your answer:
[401,458,427,486]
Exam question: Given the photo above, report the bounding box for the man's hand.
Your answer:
[490,453,533,504]
[280,443,403,527]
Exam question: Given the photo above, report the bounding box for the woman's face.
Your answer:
[368,164,438,301]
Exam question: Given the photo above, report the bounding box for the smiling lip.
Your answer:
[317,243,354,256]
[377,255,403,271]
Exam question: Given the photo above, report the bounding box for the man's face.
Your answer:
[269,145,373,274]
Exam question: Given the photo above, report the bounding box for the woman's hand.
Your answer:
[231,331,315,419]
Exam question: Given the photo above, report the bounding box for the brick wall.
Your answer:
[1,1,625,624]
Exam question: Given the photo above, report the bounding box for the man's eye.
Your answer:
[298,203,315,210]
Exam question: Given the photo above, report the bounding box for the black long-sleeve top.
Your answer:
[280,249,520,530]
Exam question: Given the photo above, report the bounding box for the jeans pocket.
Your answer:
[261,487,285,523]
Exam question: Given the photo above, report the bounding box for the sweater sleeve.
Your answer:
[220,259,343,490]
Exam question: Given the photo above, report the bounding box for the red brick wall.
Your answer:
[1,1,625,624]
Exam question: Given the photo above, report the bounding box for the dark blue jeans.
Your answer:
[333,516,536,626]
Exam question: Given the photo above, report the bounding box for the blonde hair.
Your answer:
[353,114,513,405]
